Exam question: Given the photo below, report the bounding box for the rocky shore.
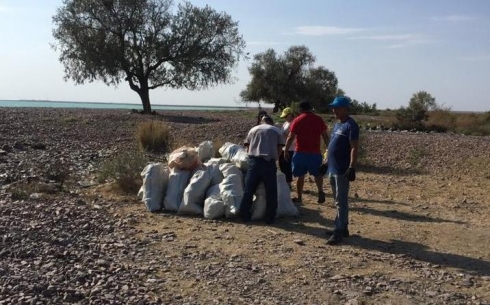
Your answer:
[1,108,489,304]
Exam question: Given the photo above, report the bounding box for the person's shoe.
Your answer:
[241,214,251,222]
[326,234,343,245]
[292,197,302,204]
[325,229,350,238]
[265,218,275,225]
[317,191,326,204]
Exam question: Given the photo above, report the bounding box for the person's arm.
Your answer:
[244,129,252,153]
[277,145,283,161]
[349,139,359,168]
[278,128,286,157]
[284,132,296,161]
[321,129,329,148]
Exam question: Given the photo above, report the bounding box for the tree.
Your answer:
[240,45,338,112]
[300,66,338,112]
[350,99,378,115]
[396,91,437,123]
[52,0,246,114]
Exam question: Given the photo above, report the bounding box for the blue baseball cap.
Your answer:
[329,96,350,108]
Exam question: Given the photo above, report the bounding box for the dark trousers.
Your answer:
[240,157,278,222]
[279,150,294,183]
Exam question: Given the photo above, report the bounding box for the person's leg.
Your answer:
[292,152,307,201]
[285,150,294,186]
[296,176,305,201]
[329,174,337,201]
[327,174,350,244]
[240,157,261,221]
[305,153,325,203]
[314,175,325,203]
[334,174,349,234]
[262,160,278,224]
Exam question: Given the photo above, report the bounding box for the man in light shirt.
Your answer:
[240,115,285,224]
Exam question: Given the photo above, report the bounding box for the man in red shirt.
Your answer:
[284,101,329,203]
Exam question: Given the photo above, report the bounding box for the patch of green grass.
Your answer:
[98,151,147,194]
[61,116,78,125]
[409,147,428,167]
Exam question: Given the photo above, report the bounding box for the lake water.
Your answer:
[0,100,248,111]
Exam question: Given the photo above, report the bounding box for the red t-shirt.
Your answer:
[290,112,327,153]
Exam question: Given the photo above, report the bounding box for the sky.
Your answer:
[0,0,490,111]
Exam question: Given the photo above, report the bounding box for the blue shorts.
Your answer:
[292,152,323,177]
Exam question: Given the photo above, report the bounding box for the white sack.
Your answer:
[204,158,227,166]
[178,170,212,215]
[219,174,244,218]
[197,141,214,163]
[203,184,225,219]
[251,183,267,220]
[232,150,249,172]
[219,163,243,178]
[163,169,191,212]
[276,171,299,217]
[138,163,169,212]
[218,142,242,161]
[205,164,224,185]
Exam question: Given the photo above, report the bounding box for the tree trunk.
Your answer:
[138,89,152,114]
[273,99,281,113]
[126,75,152,114]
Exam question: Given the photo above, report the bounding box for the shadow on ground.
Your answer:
[350,196,410,206]
[158,114,220,124]
[350,206,466,224]
[347,236,490,276]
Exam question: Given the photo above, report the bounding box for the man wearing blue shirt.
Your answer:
[326,96,359,245]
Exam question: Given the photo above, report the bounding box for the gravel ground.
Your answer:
[0,108,489,304]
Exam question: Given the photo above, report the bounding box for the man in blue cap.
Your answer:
[325,96,359,245]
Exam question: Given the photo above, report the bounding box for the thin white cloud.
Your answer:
[387,38,438,49]
[431,15,474,22]
[293,26,365,36]
[247,41,288,46]
[347,34,417,41]
[459,54,490,61]
[348,32,437,49]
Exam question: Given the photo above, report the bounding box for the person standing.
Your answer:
[278,107,295,188]
[256,110,268,126]
[240,115,285,224]
[325,96,359,245]
[284,101,329,204]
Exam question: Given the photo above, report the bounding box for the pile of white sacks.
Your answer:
[138,141,299,220]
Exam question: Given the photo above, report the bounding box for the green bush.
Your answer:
[136,120,174,154]
[98,151,147,194]
[409,147,428,167]
[395,91,437,129]
[350,99,379,115]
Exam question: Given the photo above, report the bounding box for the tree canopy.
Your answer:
[240,45,338,112]
[397,91,437,123]
[52,0,246,113]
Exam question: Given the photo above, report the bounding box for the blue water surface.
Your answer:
[0,100,247,111]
